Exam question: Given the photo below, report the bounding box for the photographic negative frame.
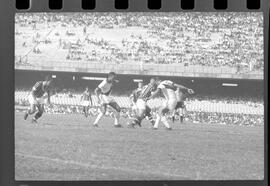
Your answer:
[0,0,269,185]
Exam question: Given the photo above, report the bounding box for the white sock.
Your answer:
[114,112,120,125]
[154,114,161,128]
[161,116,171,128]
[94,112,104,125]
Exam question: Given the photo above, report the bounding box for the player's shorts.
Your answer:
[99,94,114,104]
[28,94,45,105]
[81,101,90,107]
[132,104,138,112]
[162,98,177,111]
[136,99,147,110]
[175,101,185,110]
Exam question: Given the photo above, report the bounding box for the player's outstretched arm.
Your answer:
[174,83,194,94]
[174,83,189,90]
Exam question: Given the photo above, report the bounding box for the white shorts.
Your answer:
[81,101,90,107]
[28,94,45,105]
[162,98,177,111]
[99,94,114,104]
[136,99,147,110]
[131,104,138,112]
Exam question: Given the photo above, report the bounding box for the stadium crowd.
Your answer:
[185,111,263,126]
[15,12,263,73]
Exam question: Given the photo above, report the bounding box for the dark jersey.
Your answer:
[138,84,156,101]
[32,81,46,98]
[82,91,91,101]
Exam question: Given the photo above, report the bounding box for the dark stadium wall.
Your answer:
[15,70,263,98]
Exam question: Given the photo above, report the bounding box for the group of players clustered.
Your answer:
[23,72,195,130]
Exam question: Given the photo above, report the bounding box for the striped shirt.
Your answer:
[138,84,156,101]
[32,81,46,98]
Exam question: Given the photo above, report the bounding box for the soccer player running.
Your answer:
[93,72,122,128]
[81,87,93,117]
[128,78,156,128]
[172,87,194,123]
[149,80,194,130]
[24,76,53,123]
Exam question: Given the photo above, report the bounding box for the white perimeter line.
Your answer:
[15,152,189,179]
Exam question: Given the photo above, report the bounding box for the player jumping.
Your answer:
[24,76,53,123]
[81,87,93,117]
[93,72,122,128]
[128,78,156,128]
[149,80,194,130]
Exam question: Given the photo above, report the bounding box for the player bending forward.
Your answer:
[93,72,122,128]
[128,78,156,128]
[81,87,93,117]
[172,87,194,123]
[24,76,53,123]
[149,80,194,130]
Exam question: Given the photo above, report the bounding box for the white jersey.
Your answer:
[175,89,185,102]
[98,79,113,95]
[157,80,177,100]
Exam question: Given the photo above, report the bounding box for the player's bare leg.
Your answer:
[109,102,122,127]
[31,104,44,124]
[93,104,106,127]
[182,106,187,123]
[153,105,172,130]
[179,108,184,123]
[171,109,176,123]
[145,106,155,126]
[24,104,37,120]
[83,106,89,117]
[128,108,145,128]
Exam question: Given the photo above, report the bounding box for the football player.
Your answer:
[81,87,93,117]
[24,76,53,123]
[172,87,194,123]
[128,78,156,128]
[93,72,122,127]
[149,80,194,130]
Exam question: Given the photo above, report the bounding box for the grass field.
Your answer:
[15,112,264,180]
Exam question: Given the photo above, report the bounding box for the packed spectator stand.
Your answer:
[15,12,263,75]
